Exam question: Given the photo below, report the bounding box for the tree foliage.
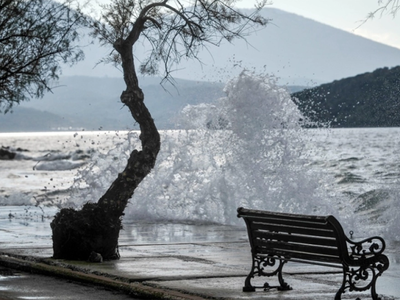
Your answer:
[91,0,268,80]
[0,0,85,112]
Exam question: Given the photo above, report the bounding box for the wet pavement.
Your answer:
[0,266,143,300]
[0,206,399,299]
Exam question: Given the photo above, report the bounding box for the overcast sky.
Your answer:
[90,0,400,49]
[240,0,400,49]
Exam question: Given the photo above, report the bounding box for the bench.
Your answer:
[237,207,389,300]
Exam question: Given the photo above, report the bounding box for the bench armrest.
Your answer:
[346,236,386,260]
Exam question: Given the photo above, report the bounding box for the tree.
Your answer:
[370,0,400,18]
[50,0,268,260]
[0,0,85,113]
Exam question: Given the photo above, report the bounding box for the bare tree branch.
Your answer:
[355,0,400,29]
[90,0,269,80]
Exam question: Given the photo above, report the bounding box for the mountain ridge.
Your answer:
[5,76,225,131]
[63,8,400,86]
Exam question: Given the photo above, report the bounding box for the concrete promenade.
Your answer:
[0,206,399,299]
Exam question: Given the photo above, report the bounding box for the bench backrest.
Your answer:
[237,207,347,266]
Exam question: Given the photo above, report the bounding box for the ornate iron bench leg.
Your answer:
[243,273,256,292]
[277,261,292,291]
[243,255,257,292]
[243,255,292,292]
[335,256,389,300]
[335,269,347,300]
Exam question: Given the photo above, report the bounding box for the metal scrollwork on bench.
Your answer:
[243,254,292,292]
[347,236,386,260]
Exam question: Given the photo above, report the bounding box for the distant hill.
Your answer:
[292,66,400,127]
[0,75,306,132]
[4,66,400,131]
[4,6,400,132]
[0,107,74,132]
[1,76,225,131]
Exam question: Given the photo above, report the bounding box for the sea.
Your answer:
[1,72,399,247]
[1,129,400,238]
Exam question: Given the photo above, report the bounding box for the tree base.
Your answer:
[50,203,121,261]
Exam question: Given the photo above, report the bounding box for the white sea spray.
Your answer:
[126,71,353,225]
[66,131,139,207]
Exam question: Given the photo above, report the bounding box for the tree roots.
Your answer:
[51,203,121,261]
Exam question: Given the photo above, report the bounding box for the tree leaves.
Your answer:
[90,0,269,82]
[0,0,85,113]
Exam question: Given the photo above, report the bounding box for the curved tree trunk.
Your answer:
[49,0,266,260]
[51,32,160,261]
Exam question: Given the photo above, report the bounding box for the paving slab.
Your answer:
[0,206,399,300]
[0,266,141,300]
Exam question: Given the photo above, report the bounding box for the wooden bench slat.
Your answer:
[254,238,341,258]
[250,222,337,238]
[253,230,339,247]
[244,216,333,230]
[238,210,328,223]
[256,247,343,264]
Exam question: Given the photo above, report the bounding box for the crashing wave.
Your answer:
[68,71,343,224]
